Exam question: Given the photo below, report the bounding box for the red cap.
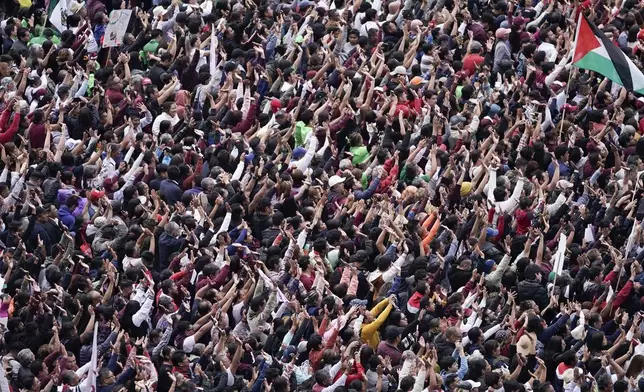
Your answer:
[270,99,282,113]
[512,16,527,26]
[636,98,644,110]
[90,189,105,200]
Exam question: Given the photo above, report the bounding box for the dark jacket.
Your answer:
[517,279,549,310]
[148,64,168,89]
[158,233,185,270]
[159,179,183,205]
[434,333,456,359]
[260,226,281,247]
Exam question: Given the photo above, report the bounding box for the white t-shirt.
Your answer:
[123,256,143,270]
[360,21,380,37]
[538,42,557,62]
[152,112,180,138]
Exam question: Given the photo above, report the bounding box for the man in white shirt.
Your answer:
[537,27,558,63]
[151,101,180,139]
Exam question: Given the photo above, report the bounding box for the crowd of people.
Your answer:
[0,0,643,391]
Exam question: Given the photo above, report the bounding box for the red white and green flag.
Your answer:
[573,13,644,94]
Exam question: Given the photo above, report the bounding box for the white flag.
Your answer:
[209,24,219,77]
[625,221,639,258]
[584,225,595,243]
[550,233,567,276]
[606,284,615,303]
[88,322,99,391]
[49,0,69,33]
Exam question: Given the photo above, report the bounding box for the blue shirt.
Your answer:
[547,160,571,178]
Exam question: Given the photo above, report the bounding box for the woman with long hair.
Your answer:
[120,280,154,339]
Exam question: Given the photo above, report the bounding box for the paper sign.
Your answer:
[103,10,132,48]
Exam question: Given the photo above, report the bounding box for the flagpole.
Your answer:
[557,68,575,141]
[558,12,582,141]
[551,233,566,294]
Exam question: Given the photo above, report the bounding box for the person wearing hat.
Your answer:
[493,27,512,73]
[68,1,87,17]
[508,16,530,54]
[439,341,469,379]
[294,109,314,148]
[517,264,549,310]
[324,174,348,216]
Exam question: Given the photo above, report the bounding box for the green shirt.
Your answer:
[29,35,61,47]
[140,40,160,67]
[350,145,369,165]
[294,121,312,148]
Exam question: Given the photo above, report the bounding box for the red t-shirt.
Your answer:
[515,209,533,235]
[106,88,124,105]
[463,54,485,76]
[28,123,47,149]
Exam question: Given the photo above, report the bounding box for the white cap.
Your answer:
[389,65,408,76]
[464,380,482,388]
[153,6,165,18]
[328,175,346,188]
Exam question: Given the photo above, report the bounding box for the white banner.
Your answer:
[102,10,133,48]
[49,0,69,33]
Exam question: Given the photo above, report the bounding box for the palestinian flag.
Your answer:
[573,13,644,94]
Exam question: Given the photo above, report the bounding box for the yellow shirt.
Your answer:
[18,0,32,8]
[360,298,393,349]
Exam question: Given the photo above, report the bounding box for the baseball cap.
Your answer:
[480,116,497,127]
[389,65,408,76]
[551,81,567,93]
[456,380,482,390]
[349,298,368,307]
[152,6,165,18]
[512,16,527,26]
[90,189,105,200]
[480,259,496,274]
[328,175,346,188]
[292,147,307,160]
[409,76,427,87]
[449,115,467,126]
[495,28,511,39]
